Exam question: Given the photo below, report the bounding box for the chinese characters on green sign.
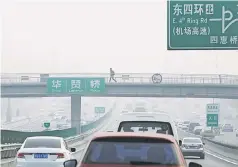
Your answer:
[168,1,238,50]
[206,103,220,127]
[47,77,105,94]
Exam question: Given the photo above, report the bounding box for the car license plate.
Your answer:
[34,153,48,159]
[189,146,197,148]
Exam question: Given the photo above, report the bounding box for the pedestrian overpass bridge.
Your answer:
[1,73,238,99]
[1,73,238,132]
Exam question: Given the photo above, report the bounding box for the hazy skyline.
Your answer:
[1,0,238,74]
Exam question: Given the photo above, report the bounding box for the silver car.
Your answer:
[181,137,205,159]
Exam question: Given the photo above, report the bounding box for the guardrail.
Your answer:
[203,137,238,149]
[1,144,22,150]
[0,112,111,163]
[1,124,92,159]
[1,106,114,158]
[1,73,238,85]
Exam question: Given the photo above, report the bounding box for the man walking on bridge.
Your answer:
[109,68,117,82]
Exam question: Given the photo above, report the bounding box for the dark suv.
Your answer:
[188,122,200,133]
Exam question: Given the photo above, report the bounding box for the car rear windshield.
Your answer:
[224,124,232,127]
[183,138,201,144]
[24,138,61,148]
[82,137,181,165]
[118,121,174,136]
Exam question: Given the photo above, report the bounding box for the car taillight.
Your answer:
[17,153,25,158]
[182,144,187,148]
[17,153,31,158]
[56,153,65,159]
[199,144,203,148]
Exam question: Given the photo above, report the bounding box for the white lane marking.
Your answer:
[205,151,238,165]
[178,129,238,165]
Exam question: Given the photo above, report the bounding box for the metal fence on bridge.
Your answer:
[1,73,238,85]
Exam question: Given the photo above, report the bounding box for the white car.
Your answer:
[181,137,205,159]
[177,123,184,129]
[193,126,203,135]
[181,124,189,131]
[113,112,180,143]
[16,136,76,167]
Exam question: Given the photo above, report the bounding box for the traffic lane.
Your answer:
[178,128,238,166]
[71,112,121,160]
[72,105,123,161]
[204,139,238,161]
[71,118,238,167]
[71,142,238,167]
[185,153,238,167]
[214,132,238,145]
[177,128,238,160]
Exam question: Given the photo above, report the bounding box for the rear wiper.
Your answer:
[129,161,162,165]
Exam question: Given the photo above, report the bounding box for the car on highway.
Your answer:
[181,137,205,159]
[188,122,201,133]
[193,126,203,135]
[16,136,76,167]
[177,122,184,129]
[182,121,190,130]
[181,124,189,131]
[63,132,202,167]
[221,123,234,132]
[200,127,215,138]
[114,112,179,142]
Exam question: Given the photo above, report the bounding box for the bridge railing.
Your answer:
[1,73,238,85]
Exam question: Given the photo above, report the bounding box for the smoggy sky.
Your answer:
[1,0,238,74]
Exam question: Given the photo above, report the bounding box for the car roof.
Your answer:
[92,132,177,143]
[119,112,172,122]
[26,136,62,140]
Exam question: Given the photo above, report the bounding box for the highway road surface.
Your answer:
[2,100,237,167]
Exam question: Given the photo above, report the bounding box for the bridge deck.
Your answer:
[1,73,238,85]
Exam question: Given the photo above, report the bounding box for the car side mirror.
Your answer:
[189,162,202,167]
[70,147,76,152]
[64,159,78,167]
[179,140,182,146]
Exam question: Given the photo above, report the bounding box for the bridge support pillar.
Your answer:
[71,95,81,134]
[6,98,12,122]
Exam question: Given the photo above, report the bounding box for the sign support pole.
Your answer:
[71,95,82,134]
